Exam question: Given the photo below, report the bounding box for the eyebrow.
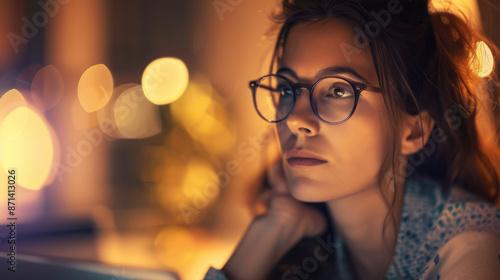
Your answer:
[277,66,369,84]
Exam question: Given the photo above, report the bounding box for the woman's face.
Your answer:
[277,18,391,202]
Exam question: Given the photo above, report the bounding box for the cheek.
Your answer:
[340,97,390,176]
[321,97,391,196]
[344,123,387,173]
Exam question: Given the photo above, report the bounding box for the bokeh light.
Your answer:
[181,157,219,199]
[142,57,189,105]
[170,80,236,155]
[31,65,64,112]
[96,83,137,138]
[0,107,54,190]
[152,152,219,224]
[78,64,114,112]
[114,85,162,139]
[472,41,494,78]
[0,89,27,127]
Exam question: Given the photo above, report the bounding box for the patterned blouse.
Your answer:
[203,177,500,279]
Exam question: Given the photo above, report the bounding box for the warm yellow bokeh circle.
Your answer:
[0,107,54,190]
[142,57,189,105]
[474,41,494,78]
[77,64,114,112]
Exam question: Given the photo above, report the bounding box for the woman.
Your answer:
[204,0,500,279]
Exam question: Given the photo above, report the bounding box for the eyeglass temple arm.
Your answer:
[356,83,382,93]
[249,80,275,92]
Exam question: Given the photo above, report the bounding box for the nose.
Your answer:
[285,87,319,137]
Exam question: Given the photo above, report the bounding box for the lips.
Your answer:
[286,149,327,167]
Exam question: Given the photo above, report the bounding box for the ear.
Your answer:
[400,110,435,156]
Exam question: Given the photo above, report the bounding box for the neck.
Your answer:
[326,182,403,279]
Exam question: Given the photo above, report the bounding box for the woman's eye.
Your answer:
[325,86,354,98]
[278,86,294,98]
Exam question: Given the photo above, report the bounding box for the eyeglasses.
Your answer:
[249,74,383,124]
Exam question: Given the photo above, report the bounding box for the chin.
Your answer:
[287,178,334,202]
[287,176,370,203]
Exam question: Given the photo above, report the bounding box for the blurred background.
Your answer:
[0,0,499,279]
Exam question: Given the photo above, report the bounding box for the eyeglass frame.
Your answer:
[249,73,383,125]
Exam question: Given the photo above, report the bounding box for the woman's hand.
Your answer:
[264,159,327,238]
[222,159,326,280]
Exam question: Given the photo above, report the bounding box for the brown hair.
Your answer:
[264,0,500,278]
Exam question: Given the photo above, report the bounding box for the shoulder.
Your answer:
[401,178,500,238]
[420,230,500,280]
[389,177,500,278]
[420,182,500,249]
[403,177,500,234]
